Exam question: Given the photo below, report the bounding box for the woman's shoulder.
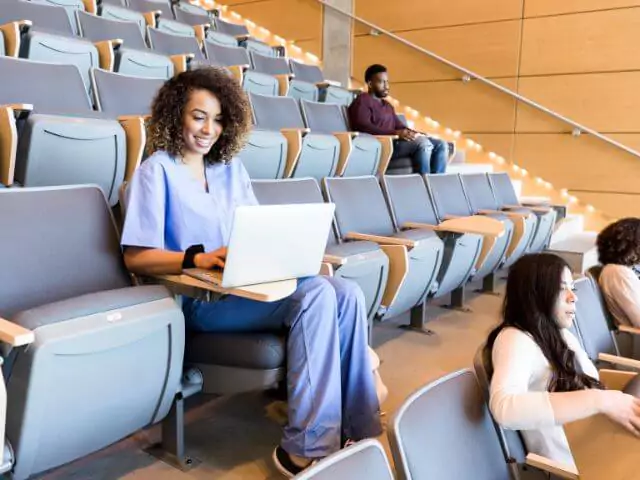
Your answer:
[601,263,636,281]
[141,151,177,170]
[493,326,540,354]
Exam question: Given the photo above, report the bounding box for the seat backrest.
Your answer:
[156,17,196,37]
[389,369,512,480]
[92,68,164,116]
[295,439,394,480]
[290,60,324,83]
[172,3,211,26]
[250,92,305,130]
[424,173,473,219]
[0,186,130,318]
[204,41,250,67]
[205,30,239,48]
[250,51,290,75]
[381,174,440,228]
[460,173,501,212]
[0,56,91,115]
[214,17,249,37]
[473,344,528,464]
[0,0,74,36]
[489,172,520,207]
[98,3,147,32]
[127,0,173,18]
[573,276,619,360]
[148,27,205,59]
[30,0,83,35]
[323,176,396,238]
[251,178,337,246]
[77,10,147,50]
[396,113,408,126]
[300,99,347,133]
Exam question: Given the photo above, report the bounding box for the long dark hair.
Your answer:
[486,253,604,392]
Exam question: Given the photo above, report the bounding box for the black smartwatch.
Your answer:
[182,244,205,269]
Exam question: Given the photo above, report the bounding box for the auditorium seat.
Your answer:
[0,57,130,206]
[0,0,100,95]
[323,175,444,327]
[300,99,382,177]
[127,0,173,20]
[98,1,148,28]
[91,68,163,115]
[252,178,389,324]
[424,174,511,291]
[250,51,293,95]
[489,172,556,253]
[30,0,86,34]
[461,173,537,261]
[295,439,394,480]
[77,11,174,78]
[289,59,357,106]
[0,184,187,480]
[388,369,513,480]
[381,174,483,308]
[214,16,277,57]
[250,93,340,179]
[172,1,214,26]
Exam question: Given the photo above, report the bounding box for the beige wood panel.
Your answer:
[512,133,640,195]
[293,38,322,58]
[231,0,322,42]
[520,8,640,76]
[569,192,640,219]
[515,72,640,133]
[465,133,516,161]
[390,78,518,133]
[354,0,523,32]
[354,20,521,82]
[525,0,640,18]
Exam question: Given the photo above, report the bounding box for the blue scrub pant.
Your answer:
[183,276,383,458]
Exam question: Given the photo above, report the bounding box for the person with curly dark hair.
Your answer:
[486,254,640,471]
[597,218,640,328]
[119,67,382,477]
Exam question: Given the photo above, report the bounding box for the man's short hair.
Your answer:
[365,64,387,83]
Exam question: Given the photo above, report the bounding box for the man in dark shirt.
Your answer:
[348,64,448,174]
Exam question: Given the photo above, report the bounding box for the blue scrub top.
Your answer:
[121,151,258,252]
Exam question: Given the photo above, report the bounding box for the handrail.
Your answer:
[313,0,640,159]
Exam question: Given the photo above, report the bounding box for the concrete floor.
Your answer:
[40,281,504,480]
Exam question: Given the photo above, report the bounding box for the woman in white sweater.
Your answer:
[487,253,640,471]
[596,218,640,328]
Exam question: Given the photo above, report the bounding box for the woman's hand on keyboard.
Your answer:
[194,247,227,270]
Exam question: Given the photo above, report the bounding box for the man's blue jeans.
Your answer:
[392,136,448,174]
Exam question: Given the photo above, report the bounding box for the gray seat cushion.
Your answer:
[186,332,285,369]
[326,240,381,257]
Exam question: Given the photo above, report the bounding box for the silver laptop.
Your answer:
[184,203,335,288]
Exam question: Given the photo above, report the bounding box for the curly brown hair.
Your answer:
[146,67,251,165]
[597,218,640,266]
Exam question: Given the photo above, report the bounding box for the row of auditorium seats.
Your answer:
[303,274,640,480]
[0,168,560,479]
[0,0,357,104]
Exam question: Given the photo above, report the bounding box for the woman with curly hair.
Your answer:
[120,68,382,477]
[597,218,640,328]
[486,254,640,471]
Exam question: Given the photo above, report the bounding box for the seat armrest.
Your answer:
[598,352,640,370]
[618,325,640,336]
[0,20,32,57]
[226,64,250,83]
[345,232,415,248]
[525,453,579,479]
[118,115,149,182]
[94,39,123,71]
[439,216,506,238]
[503,203,551,214]
[379,244,408,309]
[374,135,399,176]
[81,0,97,14]
[274,73,291,96]
[169,53,195,74]
[316,79,342,88]
[319,262,334,277]
[323,254,347,266]
[0,317,34,347]
[193,24,210,45]
[235,34,251,42]
[349,87,364,94]
[154,274,297,303]
[280,129,309,177]
[478,208,530,219]
[333,132,357,176]
[599,369,638,390]
[143,10,162,28]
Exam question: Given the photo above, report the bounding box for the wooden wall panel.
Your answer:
[293,38,322,57]
[524,0,640,18]
[390,78,518,133]
[569,192,640,219]
[516,72,640,133]
[230,0,322,43]
[354,21,521,82]
[354,0,523,32]
[520,9,640,76]
[512,133,640,194]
